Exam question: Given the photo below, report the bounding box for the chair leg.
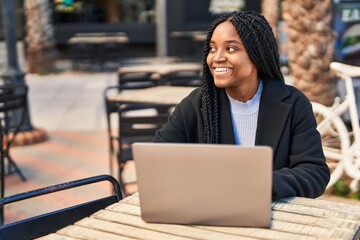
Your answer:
[118,162,128,197]
[5,153,26,181]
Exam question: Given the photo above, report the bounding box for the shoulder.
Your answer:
[263,79,310,105]
[178,87,202,107]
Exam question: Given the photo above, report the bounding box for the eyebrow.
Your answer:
[210,40,243,45]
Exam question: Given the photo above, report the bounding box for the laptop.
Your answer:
[132,142,273,227]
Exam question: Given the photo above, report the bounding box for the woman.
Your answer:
[153,11,330,200]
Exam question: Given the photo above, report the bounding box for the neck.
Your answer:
[226,79,260,103]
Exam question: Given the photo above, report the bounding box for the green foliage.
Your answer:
[333,178,351,197]
[342,36,360,49]
[331,178,360,200]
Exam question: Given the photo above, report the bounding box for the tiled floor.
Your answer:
[5,129,360,226]
[4,129,137,225]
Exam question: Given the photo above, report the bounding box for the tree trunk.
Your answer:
[282,0,336,106]
[261,0,279,38]
[24,0,57,73]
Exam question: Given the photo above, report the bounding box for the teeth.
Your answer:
[215,68,229,72]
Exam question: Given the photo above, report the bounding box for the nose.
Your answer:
[213,50,226,62]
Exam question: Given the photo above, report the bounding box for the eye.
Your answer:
[209,45,216,52]
[228,46,238,52]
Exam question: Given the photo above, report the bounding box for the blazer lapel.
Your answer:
[255,80,291,153]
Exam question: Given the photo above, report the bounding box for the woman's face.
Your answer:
[206,21,258,101]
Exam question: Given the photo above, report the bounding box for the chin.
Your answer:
[213,80,228,89]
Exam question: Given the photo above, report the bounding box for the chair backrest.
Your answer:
[0,174,122,240]
[0,83,28,131]
[118,72,159,90]
[118,103,171,162]
[103,85,169,176]
[0,122,4,222]
[162,70,202,87]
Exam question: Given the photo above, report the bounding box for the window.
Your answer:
[52,0,155,24]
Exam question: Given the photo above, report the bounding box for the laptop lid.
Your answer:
[132,142,273,227]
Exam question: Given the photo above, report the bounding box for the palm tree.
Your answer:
[281,0,336,106]
[24,0,57,73]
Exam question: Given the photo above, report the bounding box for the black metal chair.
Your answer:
[103,83,167,177]
[70,42,98,71]
[117,103,171,162]
[0,83,28,181]
[0,121,5,224]
[118,71,159,90]
[117,103,171,194]
[162,70,202,87]
[0,174,122,240]
[100,41,125,70]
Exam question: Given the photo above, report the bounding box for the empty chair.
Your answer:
[117,103,171,162]
[116,103,172,194]
[100,41,125,69]
[0,83,28,181]
[0,174,122,239]
[70,42,98,71]
[104,86,153,174]
[118,71,159,90]
[104,83,169,178]
[162,70,202,87]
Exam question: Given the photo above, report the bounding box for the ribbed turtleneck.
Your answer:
[227,80,263,146]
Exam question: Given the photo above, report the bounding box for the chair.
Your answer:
[0,122,5,223]
[117,103,171,192]
[118,71,159,90]
[163,70,202,87]
[117,103,171,162]
[104,85,123,176]
[0,174,122,239]
[100,41,125,69]
[104,83,167,177]
[70,42,98,71]
[0,83,28,181]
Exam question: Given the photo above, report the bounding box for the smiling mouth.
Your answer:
[214,67,231,73]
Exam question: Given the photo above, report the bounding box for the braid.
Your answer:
[201,13,231,143]
[230,11,284,81]
[201,11,283,143]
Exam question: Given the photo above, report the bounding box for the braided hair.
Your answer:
[201,11,284,143]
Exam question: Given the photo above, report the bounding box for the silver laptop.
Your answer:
[132,142,273,227]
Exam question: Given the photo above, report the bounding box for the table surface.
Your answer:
[41,192,360,240]
[118,62,202,76]
[171,31,207,42]
[68,35,129,44]
[108,86,196,105]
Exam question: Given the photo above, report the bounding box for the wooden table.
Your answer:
[41,193,360,240]
[118,62,201,75]
[108,86,196,105]
[68,32,129,70]
[171,31,207,42]
[68,35,129,45]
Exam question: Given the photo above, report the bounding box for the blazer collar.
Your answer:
[218,79,291,152]
[255,79,291,152]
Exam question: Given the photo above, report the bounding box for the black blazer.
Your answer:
[154,79,330,199]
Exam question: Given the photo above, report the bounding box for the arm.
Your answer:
[153,88,203,143]
[272,99,330,199]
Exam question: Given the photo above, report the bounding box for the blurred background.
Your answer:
[1,0,360,225]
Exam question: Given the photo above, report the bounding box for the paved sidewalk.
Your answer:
[26,71,117,131]
[4,69,138,224]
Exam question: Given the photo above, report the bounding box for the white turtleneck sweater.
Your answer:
[227,80,263,146]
